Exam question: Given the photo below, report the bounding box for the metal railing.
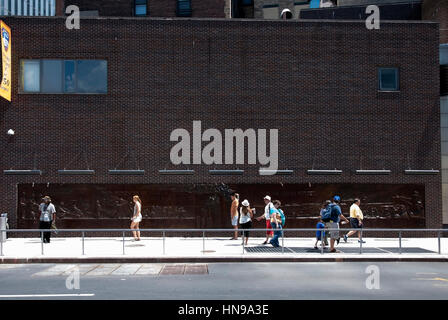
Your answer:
[0,228,447,257]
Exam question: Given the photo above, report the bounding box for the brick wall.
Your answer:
[0,17,441,232]
[423,0,448,44]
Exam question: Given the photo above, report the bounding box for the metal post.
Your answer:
[359,230,363,254]
[163,231,166,255]
[321,228,324,255]
[438,231,441,255]
[122,231,125,255]
[82,231,85,255]
[0,230,3,256]
[202,231,205,254]
[399,231,402,255]
[41,231,44,255]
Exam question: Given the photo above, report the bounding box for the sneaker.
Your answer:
[336,238,340,245]
[358,240,366,244]
[262,240,268,245]
[343,234,348,243]
[314,246,318,250]
[330,249,340,253]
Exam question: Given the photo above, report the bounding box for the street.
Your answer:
[0,262,447,300]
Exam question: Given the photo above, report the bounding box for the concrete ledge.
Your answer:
[2,256,448,263]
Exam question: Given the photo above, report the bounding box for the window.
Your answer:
[41,60,63,93]
[378,67,399,91]
[20,59,107,94]
[76,60,108,93]
[177,0,192,17]
[135,0,147,16]
[21,60,40,92]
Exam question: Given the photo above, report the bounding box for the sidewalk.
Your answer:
[1,236,448,263]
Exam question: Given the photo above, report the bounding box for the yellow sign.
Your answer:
[0,20,11,101]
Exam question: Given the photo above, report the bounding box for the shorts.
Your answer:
[240,221,252,238]
[231,215,238,226]
[350,217,362,229]
[325,221,339,239]
[265,220,274,237]
[132,215,142,223]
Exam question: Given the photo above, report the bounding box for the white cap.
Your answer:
[241,199,250,207]
[264,195,271,201]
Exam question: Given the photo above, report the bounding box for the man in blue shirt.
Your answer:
[326,195,349,253]
[269,200,283,248]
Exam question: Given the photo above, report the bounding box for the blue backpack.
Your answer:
[270,207,286,227]
[320,204,334,222]
[278,209,286,227]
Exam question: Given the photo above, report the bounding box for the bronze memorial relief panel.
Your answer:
[17,183,425,229]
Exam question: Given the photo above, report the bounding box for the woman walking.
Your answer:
[239,199,253,245]
[130,195,142,241]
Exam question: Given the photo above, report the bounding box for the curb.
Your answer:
[1,256,448,263]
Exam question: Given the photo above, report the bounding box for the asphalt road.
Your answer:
[0,262,447,300]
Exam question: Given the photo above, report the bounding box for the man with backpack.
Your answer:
[321,195,349,253]
[269,200,285,247]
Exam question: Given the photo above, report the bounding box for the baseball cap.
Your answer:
[333,195,341,201]
[264,195,271,201]
[241,200,250,207]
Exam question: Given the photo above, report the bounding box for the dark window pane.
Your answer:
[64,60,76,93]
[135,0,146,4]
[379,68,398,91]
[41,60,63,93]
[21,60,40,92]
[76,60,107,93]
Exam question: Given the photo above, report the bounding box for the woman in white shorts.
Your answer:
[131,195,142,241]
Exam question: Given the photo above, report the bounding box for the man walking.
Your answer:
[326,195,349,253]
[343,198,365,243]
[269,200,284,248]
[256,195,274,244]
[39,196,56,243]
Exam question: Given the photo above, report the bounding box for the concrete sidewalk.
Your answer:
[1,236,448,263]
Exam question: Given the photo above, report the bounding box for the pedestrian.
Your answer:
[326,195,349,253]
[39,196,56,243]
[239,199,253,245]
[314,218,326,249]
[229,192,239,240]
[269,200,283,248]
[256,195,274,244]
[130,195,142,241]
[343,198,365,243]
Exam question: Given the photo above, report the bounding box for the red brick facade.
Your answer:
[0,17,441,233]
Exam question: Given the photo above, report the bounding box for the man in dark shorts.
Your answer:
[343,198,365,243]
